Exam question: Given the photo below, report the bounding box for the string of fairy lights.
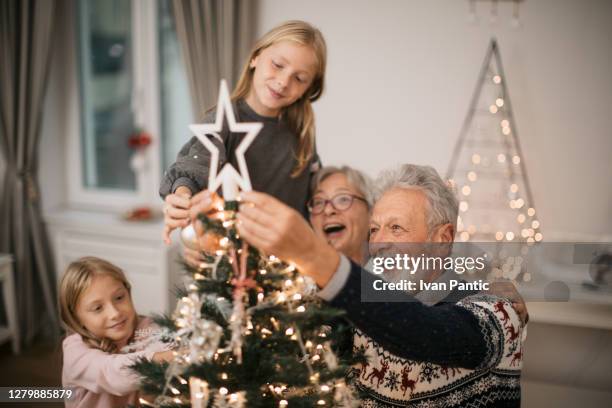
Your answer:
[454,71,542,246]
[447,41,543,285]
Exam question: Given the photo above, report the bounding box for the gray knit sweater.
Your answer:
[159,99,320,217]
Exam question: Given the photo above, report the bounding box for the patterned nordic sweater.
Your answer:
[327,261,526,407]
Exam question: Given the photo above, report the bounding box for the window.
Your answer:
[158,0,193,172]
[71,0,192,209]
[78,0,136,191]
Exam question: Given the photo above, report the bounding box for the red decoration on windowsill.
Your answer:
[128,129,152,149]
[122,206,161,222]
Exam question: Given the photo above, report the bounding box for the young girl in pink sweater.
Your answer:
[59,257,174,408]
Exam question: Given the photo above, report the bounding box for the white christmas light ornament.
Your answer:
[181,80,263,248]
[189,80,263,201]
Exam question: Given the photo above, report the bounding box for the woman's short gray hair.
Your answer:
[374,164,458,233]
[311,165,374,206]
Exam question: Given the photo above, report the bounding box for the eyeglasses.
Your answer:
[307,193,368,215]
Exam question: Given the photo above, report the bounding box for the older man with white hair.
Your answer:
[238,164,525,407]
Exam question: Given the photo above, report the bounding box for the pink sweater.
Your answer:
[62,317,171,408]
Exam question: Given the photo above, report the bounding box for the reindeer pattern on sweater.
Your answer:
[350,295,526,407]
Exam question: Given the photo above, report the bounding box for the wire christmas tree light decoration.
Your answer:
[446,39,541,283]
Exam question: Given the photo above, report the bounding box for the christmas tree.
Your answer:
[446,38,542,284]
[132,81,362,407]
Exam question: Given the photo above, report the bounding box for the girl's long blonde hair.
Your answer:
[232,20,327,177]
[59,257,134,353]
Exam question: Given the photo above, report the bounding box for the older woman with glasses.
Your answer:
[307,166,373,264]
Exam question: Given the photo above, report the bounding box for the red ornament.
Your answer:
[123,206,153,221]
[128,129,152,149]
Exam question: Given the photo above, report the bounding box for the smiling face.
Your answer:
[309,173,370,263]
[246,40,318,117]
[369,187,454,284]
[368,188,431,283]
[75,274,137,349]
[369,188,430,244]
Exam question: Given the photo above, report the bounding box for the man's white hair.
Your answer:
[374,164,458,233]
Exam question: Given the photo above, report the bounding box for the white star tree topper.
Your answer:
[189,79,263,200]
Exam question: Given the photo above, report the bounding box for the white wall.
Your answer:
[522,321,612,406]
[257,0,612,239]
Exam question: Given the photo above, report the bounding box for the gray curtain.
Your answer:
[0,0,59,345]
[171,0,256,119]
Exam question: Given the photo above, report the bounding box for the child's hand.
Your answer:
[163,186,192,244]
[152,349,175,363]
